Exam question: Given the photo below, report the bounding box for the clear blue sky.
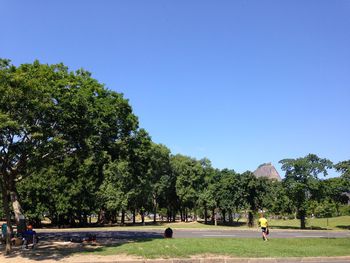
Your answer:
[1,0,349,177]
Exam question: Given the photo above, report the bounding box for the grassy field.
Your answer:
[159,216,350,230]
[34,215,350,232]
[269,216,350,230]
[86,238,350,258]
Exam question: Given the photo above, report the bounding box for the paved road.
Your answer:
[36,228,350,241]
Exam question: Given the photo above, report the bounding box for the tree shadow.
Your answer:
[0,230,163,261]
[336,225,350,230]
[269,225,328,230]
[197,221,246,227]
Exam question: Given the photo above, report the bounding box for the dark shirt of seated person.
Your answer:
[22,225,37,248]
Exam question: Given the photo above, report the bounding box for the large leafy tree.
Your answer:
[197,163,216,224]
[126,129,152,224]
[98,159,130,224]
[318,161,350,215]
[215,169,243,224]
[280,154,333,229]
[335,160,350,187]
[171,155,205,221]
[0,60,61,252]
[147,143,172,223]
[240,171,270,227]
[0,59,138,252]
[268,181,293,216]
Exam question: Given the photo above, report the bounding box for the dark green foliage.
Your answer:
[280,154,333,228]
[339,205,350,216]
[171,155,206,221]
[0,59,138,230]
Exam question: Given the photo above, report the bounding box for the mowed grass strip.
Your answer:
[269,216,350,230]
[35,216,350,232]
[88,238,350,258]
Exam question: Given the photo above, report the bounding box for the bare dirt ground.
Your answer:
[0,240,140,262]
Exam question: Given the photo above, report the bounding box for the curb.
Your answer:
[71,256,350,263]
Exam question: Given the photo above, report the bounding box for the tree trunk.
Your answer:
[228,210,233,224]
[299,210,306,229]
[248,211,254,227]
[10,191,26,234]
[204,206,208,224]
[222,210,226,224]
[121,209,125,224]
[98,208,106,224]
[153,194,157,223]
[172,209,176,222]
[2,185,13,254]
[132,209,136,224]
[193,208,197,222]
[141,210,145,225]
[153,209,157,223]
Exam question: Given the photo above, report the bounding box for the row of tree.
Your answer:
[1,60,350,252]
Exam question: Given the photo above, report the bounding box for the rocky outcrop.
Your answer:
[253,162,281,181]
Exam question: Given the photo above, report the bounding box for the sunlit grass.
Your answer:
[269,216,350,230]
[35,215,350,232]
[86,238,350,258]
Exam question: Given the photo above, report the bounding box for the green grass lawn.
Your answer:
[160,216,350,230]
[35,216,350,232]
[269,216,350,230]
[86,238,350,258]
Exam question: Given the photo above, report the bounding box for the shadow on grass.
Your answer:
[269,225,328,230]
[100,220,247,228]
[89,238,157,254]
[336,225,350,230]
[0,231,163,261]
[196,221,246,227]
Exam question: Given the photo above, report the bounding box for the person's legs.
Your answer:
[261,227,268,241]
[22,238,28,249]
[263,231,268,241]
[32,234,36,249]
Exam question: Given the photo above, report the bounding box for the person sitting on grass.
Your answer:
[22,224,38,249]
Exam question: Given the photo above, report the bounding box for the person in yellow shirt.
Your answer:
[258,213,269,241]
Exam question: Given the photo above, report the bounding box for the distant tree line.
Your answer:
[1,60,349,249]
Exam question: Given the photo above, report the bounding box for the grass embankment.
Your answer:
[87,238,350,258]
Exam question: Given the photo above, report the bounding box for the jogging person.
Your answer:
[258,213,269,241]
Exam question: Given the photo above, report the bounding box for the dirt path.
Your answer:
[0,240,140,262]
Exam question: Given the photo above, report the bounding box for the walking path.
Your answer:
[34,228,350,240]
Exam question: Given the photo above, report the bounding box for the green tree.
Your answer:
[0,60,61,253]
[215,169,243,224]
[320,177,349,215]
[240,171,270,227]
[171,155,205,221]
[280,154,333,229]
[98,159,130,223]
[148,143,172,223]
[125,129,152,224]
[268,181,293,216]
[0,60,138,252]
[335,160,350,188]
[197,164,216,224]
